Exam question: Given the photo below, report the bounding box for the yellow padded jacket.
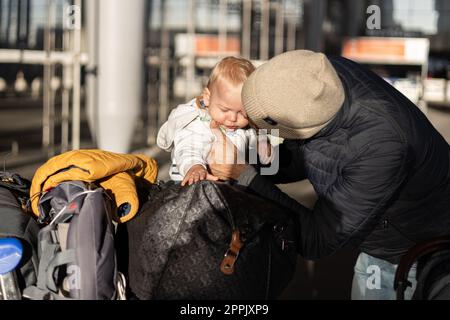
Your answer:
[30,149,158,223]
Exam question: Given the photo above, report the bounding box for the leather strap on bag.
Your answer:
[220,230,244,276]
[394,235,450,300]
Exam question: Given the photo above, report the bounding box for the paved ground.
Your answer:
[2,101,450,299]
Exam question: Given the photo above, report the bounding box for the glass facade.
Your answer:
[0,0,68,49]
[148,0,302,31]
[393,0,439,35]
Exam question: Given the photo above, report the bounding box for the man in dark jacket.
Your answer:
[208,50,450,299]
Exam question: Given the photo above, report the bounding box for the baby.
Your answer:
[157,56,272,186]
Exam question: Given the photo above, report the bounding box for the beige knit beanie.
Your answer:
[242,50,345,139]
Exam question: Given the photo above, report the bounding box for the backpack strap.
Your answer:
[23,223,76,300]
[23,285,74,300]
[45,249,76,292]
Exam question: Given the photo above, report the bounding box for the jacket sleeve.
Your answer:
[173,119,215,177]
[245,140,409,260]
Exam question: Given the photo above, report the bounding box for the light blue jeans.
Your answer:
[351,252,417,300]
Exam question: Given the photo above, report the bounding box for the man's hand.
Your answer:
[207,120,249,181]
[257,136,273,164]
[181,164,219,187]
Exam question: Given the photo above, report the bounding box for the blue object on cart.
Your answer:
[0,238,23,275]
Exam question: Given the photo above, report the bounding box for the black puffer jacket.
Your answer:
[245,56,450,264]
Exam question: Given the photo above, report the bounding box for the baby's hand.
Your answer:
[182,164,218,186]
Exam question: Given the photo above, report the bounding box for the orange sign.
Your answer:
[195,35,241,56]
[343,38,406,60]
[342,37,429,65]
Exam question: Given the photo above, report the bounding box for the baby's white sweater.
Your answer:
[157,99,258,181]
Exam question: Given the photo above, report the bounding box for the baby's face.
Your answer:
[207,79,249,130]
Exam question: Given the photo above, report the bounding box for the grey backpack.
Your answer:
[23,181,124,300]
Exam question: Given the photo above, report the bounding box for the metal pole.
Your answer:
[72,0,82,150]
[158,0,170,127]
[305,0,325,52]
[42,0,52,152]
[28,0,36,48]
[86,0,99,146]
[242,0,252,59]
[219,0,228,57]
[48,0,58,156]
[347,0,364,37]
[6,0,12,46]
[274,0,285,56]
[287,16,296,51]
[146,0,158,145]
[259,0,269,61]
[0,1,2,43]
[420,57,429,114]
[185,0,195,101]
[17,0,29,48]
[61,63,71,153]
[97,0,145,152]
[25,0,29,46]
[16,0,21,47]
[61,10,72,153]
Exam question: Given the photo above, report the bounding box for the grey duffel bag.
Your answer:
[126,181,298,300]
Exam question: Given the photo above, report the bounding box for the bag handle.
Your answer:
[394,235,450,300]
[220,230,244,275]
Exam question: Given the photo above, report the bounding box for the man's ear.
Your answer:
[202,88,211,107]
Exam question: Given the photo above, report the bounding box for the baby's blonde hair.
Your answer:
[207,56,255,89]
